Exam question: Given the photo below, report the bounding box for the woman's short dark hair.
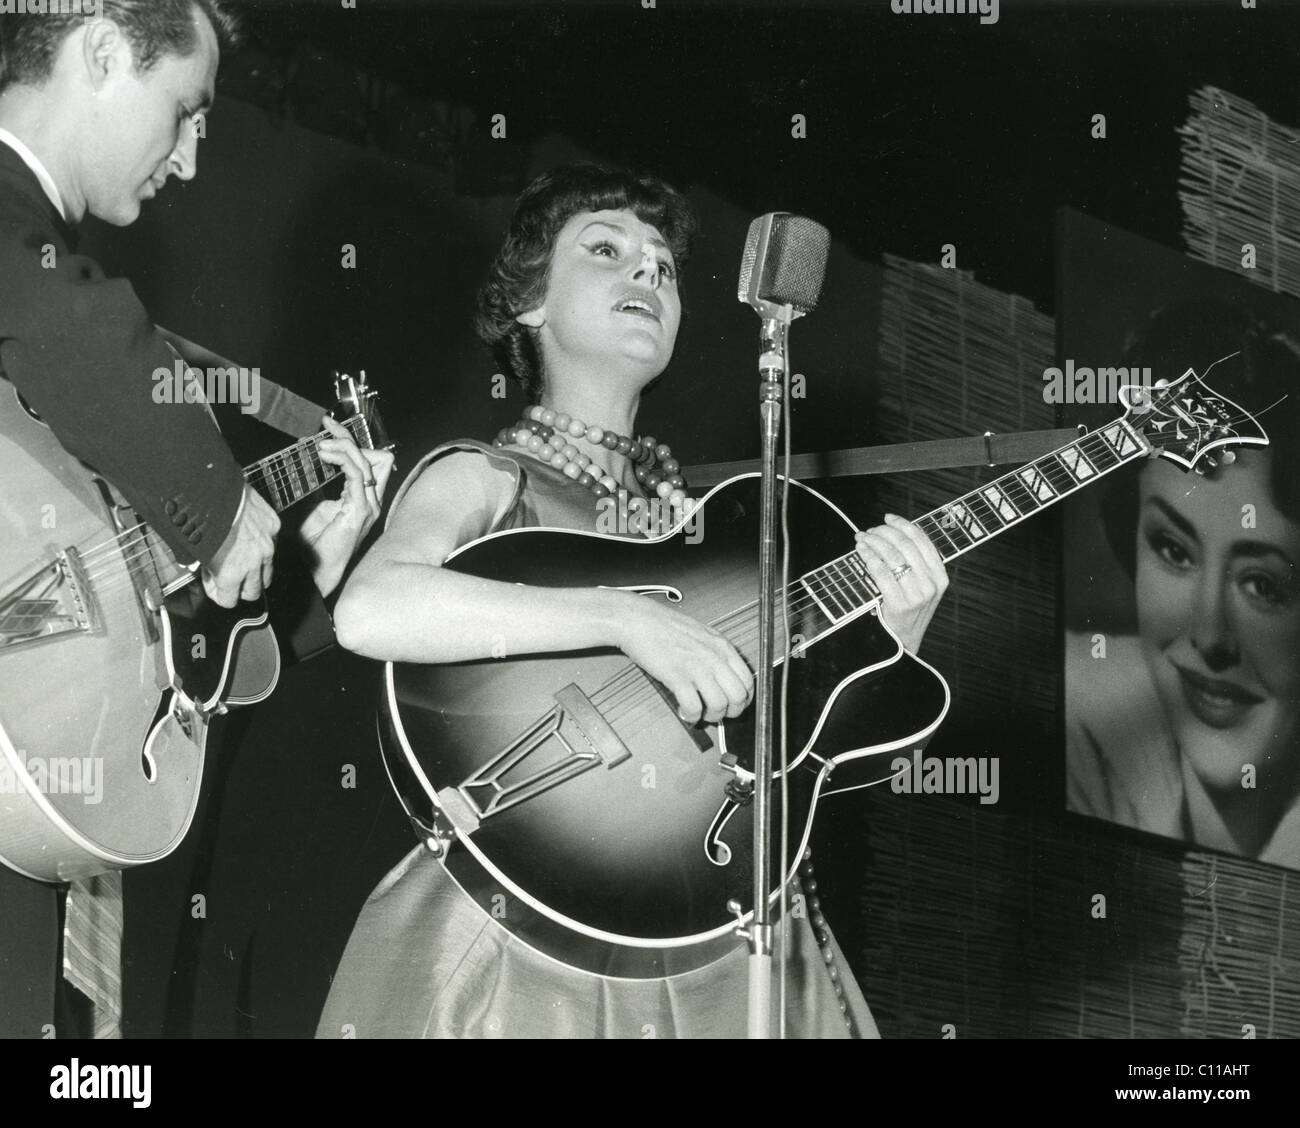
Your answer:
[0,0,242,93]
[1100,298,1300,575]
[475,162,698,404]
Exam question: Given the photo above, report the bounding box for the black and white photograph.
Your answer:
[0,0,1296,1099]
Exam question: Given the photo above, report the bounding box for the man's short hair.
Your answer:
[0,0,242,93]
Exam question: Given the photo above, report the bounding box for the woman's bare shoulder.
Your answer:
[380,446,521,565]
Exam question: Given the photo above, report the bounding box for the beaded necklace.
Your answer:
[494,404,690,509]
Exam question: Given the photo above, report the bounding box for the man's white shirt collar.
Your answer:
[0,128,68,221]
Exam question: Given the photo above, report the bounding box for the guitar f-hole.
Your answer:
[704,799,742,867]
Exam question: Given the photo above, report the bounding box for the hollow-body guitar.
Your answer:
[380,372,1266,976]
[0,373,389,881]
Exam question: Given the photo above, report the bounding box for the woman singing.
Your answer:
[319,163,949,1037]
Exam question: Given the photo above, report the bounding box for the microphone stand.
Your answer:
[746,302,795,1039]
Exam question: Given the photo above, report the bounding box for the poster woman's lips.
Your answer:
[1173,664,1264,729]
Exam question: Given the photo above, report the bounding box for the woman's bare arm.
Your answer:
[332,452,752,723]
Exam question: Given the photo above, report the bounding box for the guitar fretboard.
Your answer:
[244,415,369,512]
[777,418,1151,648]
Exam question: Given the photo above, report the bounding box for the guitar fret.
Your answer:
[828,560,865,614]
[1082,436,1121,472]
[1057,443,1098,484]
[286,444,307,500]
[918,512,964,556]
[299,445,320,493]
[241,416,378,514]
[1101,420,1145,459]
[964,491,1006,533]
[1039,455,1075,493]
[1016,462,1058,504]
[258,461,286,509]
[999,473,1041,515]
[313,443,330,487]
[937,499,987,545]
[838,555,878,606]
[800,575,841,625]
[815,569,854,618]
[980,482,1021,524]
[308,444,330,489]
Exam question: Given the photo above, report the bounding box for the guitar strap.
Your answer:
[156,327,328,438]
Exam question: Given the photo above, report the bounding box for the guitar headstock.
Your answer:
[333,370,394,454]
[1121,366,1270,474]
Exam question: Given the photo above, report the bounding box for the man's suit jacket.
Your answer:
[0,142,245,567]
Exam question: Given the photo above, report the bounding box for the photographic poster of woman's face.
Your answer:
[1060,211,1300,869]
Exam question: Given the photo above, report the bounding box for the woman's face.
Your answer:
[1135,451,1300,792]
[518,208,682,380]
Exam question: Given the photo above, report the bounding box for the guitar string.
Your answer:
[59,410,1195,596]
[80,418,367,564]
[594,416,1170,724]
[79,460,342,587]
[80,444,347,581]
[41,426,370,620]
[75,420,367,586]
[581,423,1173,726]
[73,445,365,602]
[57,420,1125,627]
[77,456,346,590]
[593,427,1149,723]
[14,411,1238,662]
[72,417,368,569]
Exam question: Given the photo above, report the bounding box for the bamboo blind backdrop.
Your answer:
[1179,86,1300,297]
[872,254,1057,735]
[856,791,1300,1039]
[851,112,1300,1033]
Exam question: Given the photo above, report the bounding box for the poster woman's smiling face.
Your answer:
[1135,451,1300,794]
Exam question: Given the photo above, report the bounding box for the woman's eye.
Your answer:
[1147,529,1193,569]
[659,260,676,280]
[588,241,618,259]
[1240,570,1294,609]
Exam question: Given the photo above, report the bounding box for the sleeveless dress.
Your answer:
[316,440,878,1038]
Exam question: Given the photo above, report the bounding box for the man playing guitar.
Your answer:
[0,1,393,1037]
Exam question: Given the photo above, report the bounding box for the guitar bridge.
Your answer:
[0,548,100,652]
[452,683,633,825]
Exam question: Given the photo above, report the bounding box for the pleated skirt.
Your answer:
[317,844,878,1039]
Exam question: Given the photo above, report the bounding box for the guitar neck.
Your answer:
[787,415,1152,637]
[244,414,369,513]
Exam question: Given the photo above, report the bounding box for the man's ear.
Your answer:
[81,19,130,91]
[515,306,545,329]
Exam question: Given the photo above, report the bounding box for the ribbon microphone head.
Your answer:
[737,213,831,319]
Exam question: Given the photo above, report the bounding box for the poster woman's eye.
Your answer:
[1145,527,1194,571]
[1240,569,1294,610]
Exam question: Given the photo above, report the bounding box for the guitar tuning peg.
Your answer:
[1220,449,1237,466]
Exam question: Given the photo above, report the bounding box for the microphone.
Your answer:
[734,214,832,1036]
[737,213,831,321]
[737,213,830,381]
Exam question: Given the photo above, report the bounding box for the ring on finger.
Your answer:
[891,562,913,580]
